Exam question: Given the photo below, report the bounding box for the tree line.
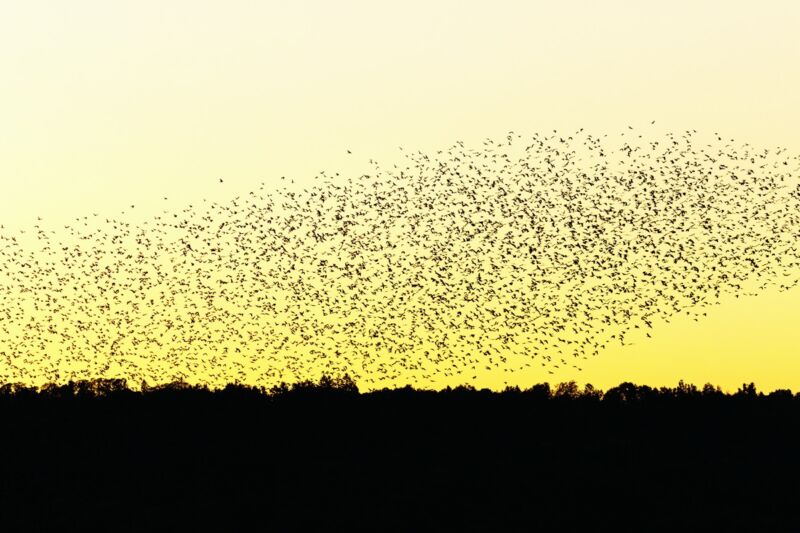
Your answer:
[2,374,799,530]
[0,374,795,402]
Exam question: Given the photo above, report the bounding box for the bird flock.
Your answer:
[1,128,799,389]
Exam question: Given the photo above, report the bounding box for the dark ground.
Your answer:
[1,377,798,532]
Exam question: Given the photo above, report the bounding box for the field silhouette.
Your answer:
[1,376,798,531]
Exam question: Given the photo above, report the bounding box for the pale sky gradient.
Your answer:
[1,1,799,391]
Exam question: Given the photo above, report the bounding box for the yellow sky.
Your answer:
[1,1,799,392]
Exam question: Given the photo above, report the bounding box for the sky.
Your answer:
[1,0,799,391]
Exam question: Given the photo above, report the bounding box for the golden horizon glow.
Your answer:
[1,1,799,393]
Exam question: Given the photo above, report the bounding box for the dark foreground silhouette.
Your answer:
[1,377,799,531]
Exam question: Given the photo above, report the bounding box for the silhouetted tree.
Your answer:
[526,382,551,400]
[331,373,359,394]
[553,381,580,399]
[767,389,793,400]
[675,379,700,399]
[603,382,650,403]
[702,383,724,398]
[736,382,759,398]
[582,383,603,401]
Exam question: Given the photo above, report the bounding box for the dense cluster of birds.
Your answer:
[1,128,799,389]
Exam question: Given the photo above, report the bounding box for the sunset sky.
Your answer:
[1,1,799,392]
